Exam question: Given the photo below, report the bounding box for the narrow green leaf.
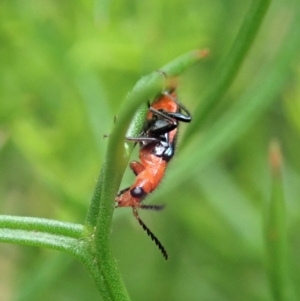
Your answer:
[0,215,83,238]
[264,141,291,300]
[149,9,300,203]
[0,228,81,255]
[183,0,272,143]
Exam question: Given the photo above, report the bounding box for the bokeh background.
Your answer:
[1,0,300,300]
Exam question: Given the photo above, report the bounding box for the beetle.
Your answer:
[115,88,191,259]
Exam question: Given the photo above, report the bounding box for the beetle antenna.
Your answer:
[133,208,168,260]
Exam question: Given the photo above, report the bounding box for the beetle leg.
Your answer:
[116,186,130,197]
[126,136,159,143]
[140,204,165,211]
[130,160,145,176]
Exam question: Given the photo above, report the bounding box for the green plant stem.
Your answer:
[85,49,208,229]
[183,0,272,143]
[84,50,208,301]
[93,83,162,301]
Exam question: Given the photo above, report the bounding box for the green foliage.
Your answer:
[1,0,300,300]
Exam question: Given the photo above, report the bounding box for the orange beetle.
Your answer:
[116,89,191,259]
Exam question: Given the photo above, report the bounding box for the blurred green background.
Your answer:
[1,0,300,300]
